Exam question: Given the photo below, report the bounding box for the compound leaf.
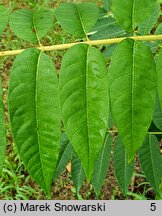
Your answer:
[112,0,156,32]
[139,134,162,196]
[91,132,112,197]
[0,4,9,35]
[114,136,134,195]
[59,44,109,180]
[9,9,54,43]
[54,132,74,180]
[0,76,6,173]
[109,39,156,161]
[9,48,60,195]
[71,154,85,194]
[55,3,99,37]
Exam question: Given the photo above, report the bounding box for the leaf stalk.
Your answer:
[0,34,162,57]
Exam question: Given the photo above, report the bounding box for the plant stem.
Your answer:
[1,34,162,57]
[108,130,162,135]
[148,132,162,135]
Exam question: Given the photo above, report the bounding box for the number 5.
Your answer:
[150,203,156,211]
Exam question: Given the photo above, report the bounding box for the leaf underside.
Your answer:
[71,153,85,194]
[90,16,126,40]
[9,48,60,195]
[55,2,99,37]
[109,38,156,161]
[54,132,74,180]
[0,4,9,35]
[91,132,112,197]
[9,9,54,43]
[114,136,134,195]
[59,44,109,180]
[139,134,162,195]
[155,23,162,35]
[103,0,111,12]
[112,0,156,32]
[138,5,160,35]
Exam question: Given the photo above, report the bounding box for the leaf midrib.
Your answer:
[33,11,40,44]
[85,46,90,179]
[35,52,47,193]
[131,41,135,159]
[132,0,135,31]
[76,4,87,37]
